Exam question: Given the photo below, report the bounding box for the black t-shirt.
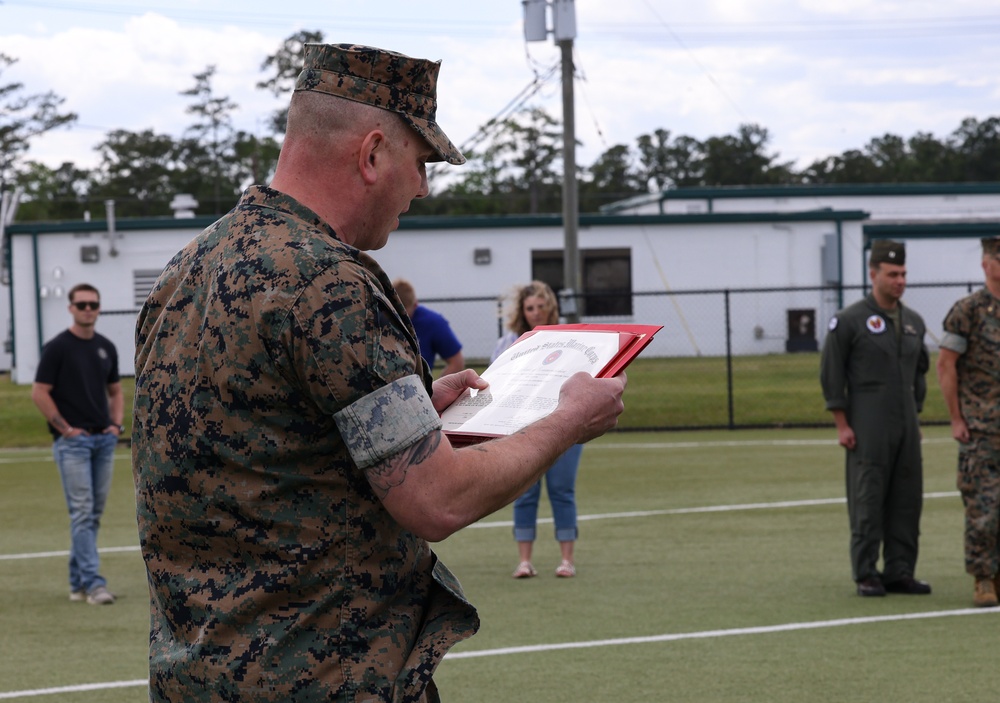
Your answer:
[34,329,120,438]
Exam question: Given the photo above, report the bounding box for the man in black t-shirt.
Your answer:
[32,283,124,605]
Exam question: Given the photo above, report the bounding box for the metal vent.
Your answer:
[133,269,162,307]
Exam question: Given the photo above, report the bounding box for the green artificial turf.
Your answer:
[1,427,991,703]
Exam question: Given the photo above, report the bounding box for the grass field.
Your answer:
[0,350,951,447]
[2,426,995,702]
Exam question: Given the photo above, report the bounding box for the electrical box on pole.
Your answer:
[521,0,581,321]
[523,0,548,41]
[552,0,578,40]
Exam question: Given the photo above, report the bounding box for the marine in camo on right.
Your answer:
[937,236,1000,608]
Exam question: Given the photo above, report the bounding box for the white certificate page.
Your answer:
[440,330,621,437]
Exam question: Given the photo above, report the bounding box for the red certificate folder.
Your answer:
[441,323,662,445]
[522,323,663,378]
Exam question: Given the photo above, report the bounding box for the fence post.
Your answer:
[724,289,734,429]
[496,298,504,342]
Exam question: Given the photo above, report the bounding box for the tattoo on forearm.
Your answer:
[365,431,442,498]
[51,416,69,432]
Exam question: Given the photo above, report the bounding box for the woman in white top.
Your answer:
[491,281,583,579]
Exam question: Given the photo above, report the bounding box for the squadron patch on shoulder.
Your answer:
[828,316,838,331]
[866,315,886,334]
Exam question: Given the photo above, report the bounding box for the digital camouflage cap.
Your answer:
[870,239,905,266]
[294,43,465,165]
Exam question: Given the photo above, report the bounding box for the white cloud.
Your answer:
[3,0,1000,178]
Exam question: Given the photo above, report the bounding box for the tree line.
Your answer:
[3,31,1000,223]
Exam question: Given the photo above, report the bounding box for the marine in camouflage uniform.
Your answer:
[937,236,1000,607]
[820,240,931,597]
[133,45,476,703]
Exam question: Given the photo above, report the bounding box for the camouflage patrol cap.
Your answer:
[870,239,905,266]
[981,237,1000,257]
[294,43,465,165]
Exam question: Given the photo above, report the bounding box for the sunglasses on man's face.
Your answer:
[72,301,100,311]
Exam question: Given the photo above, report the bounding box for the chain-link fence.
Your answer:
[424,280,981,430]
[99,280,979,430]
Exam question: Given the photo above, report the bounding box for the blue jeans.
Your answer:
[53,433,118,593]
[513,444,583,543]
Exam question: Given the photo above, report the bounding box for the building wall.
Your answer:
[660,193,1000,220]
[6,194,991,383]
[0,283,11,372]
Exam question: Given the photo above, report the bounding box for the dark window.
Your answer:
[531,248,632,317]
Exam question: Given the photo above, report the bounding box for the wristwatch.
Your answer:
[117,424,126,433]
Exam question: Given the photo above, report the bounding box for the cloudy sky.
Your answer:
[3,0,1000,184]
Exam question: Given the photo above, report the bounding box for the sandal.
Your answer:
[555,560,576,578]
[512,561,537,579]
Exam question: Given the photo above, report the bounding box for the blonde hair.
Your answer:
[505,280,559,335]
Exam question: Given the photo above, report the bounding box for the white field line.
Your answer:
[0,545,141,561]
[0,436,970,701]
[0,493,960,559]
[467,491,959,529]
[2,608,997,699]
[0,436,955,465]
[0,453,131,465]
[590,436,954,450]
[0,680,148,700]
[445,607,1000,659]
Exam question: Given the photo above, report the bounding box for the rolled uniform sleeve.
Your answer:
[940,332,968,354]
[334,375,441,469]
[942,297,972,354]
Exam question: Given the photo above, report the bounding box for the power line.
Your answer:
[637,0,750,123]
[7,0,1000,42]
[427,61,560,182]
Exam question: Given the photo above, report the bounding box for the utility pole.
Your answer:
[523,0,580,322]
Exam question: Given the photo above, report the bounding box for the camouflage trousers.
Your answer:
[957,434,1000,577]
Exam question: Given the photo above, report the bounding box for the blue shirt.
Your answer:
[411,304,462,368]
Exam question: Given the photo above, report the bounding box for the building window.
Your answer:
[531,248,633,317]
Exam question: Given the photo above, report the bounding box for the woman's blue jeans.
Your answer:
[513,444,583,543]
[53,433,117,593]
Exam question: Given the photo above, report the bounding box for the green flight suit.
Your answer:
[820,294,929,583]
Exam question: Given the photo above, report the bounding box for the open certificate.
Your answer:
[441,324,662,444]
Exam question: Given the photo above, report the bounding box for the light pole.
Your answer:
[523,0,580,322]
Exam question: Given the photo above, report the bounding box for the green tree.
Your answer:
[230,130,281,188]
[496,107,564,213]
[0,53,77,189]
[633,130,706,190]
[14,160,91,221]
[88,129,180,217]
[257,30,324,134]
[701,123,795,186]
[181,65,240,214]
[580,143,646,211]
[635,128,673,192]
[906,131,958,182]
[665,135,706,188]
[425,107,566,215]
[951,116,1000,181]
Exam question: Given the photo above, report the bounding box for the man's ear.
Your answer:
[358,130,385,185]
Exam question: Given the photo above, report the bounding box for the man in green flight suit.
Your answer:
[820,239,932,597]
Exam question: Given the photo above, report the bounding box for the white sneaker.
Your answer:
[69,589,86,602]
[86,585,116,605]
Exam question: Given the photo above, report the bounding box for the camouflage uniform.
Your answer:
[820,294,929,583]
[133,186,478,703]
[941,287,1000,578]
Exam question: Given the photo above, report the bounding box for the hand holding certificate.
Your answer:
[441,323,662,444]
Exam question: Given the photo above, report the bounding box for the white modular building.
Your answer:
[3,183,999,383]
